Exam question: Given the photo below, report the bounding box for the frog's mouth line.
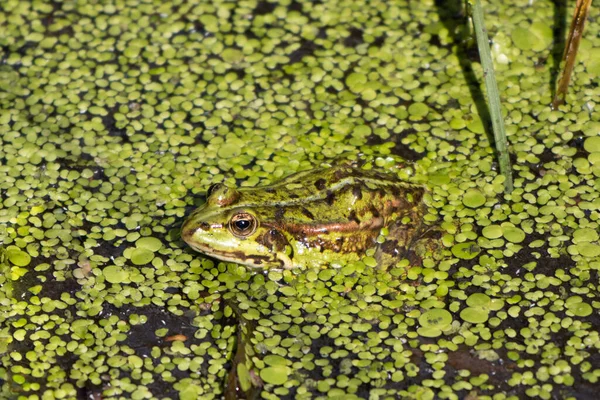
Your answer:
[186,241,276,269]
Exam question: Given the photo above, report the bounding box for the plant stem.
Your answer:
[470,0,513,193]
[552,0,592,109]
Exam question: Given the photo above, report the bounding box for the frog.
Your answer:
[181,161,438,270]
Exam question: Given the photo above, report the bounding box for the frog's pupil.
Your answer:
[235,219,250,231]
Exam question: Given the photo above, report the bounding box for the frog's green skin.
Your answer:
[181,163,429,269]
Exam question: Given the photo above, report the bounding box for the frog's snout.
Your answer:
[180,220,196,244]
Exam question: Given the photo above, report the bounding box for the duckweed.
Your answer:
[511,22,553,52]
[418,309,453,338]
[583,136,600,152]
[451,242,481,260]
[502,226,525,244]
[136,237,163,252]
[102,265,131,284]
[260,366,290,385]
[463,189,486,208]
[1,0,600,399]
[129,248,155,265]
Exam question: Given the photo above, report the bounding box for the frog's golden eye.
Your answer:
[229,212,257,238]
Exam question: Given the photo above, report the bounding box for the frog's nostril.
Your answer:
[181,221,211,243]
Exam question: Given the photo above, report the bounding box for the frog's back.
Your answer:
[246,164,427,261]
[237,163,424,210]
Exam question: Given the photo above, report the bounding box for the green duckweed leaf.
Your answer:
[103,265,130,284]
[6,247,31,267]
[463,189,486,208]
[565,296,593,317]
[130,248,155,265]
[503,226,525,243]
[466,293,491,307]
[482,225,503,239]
[260,365,290,385]
[222,48,244,64]
[263,354,290,367]
[576,243,600,258]
[136,237,163,251]
[417,309,453,337]
[460,307,489,324]
[408,103,429,119]
[512,22,552,52]
[346,73,367,93]
[584,136,600,153]
[451,242,481,260]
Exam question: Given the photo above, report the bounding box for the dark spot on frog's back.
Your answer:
[348,210,360,224]
[326,190,335,206]
[300,207,315,220]
[352,185,363,200]
[389,186,403,199]
[335,236,344,248]
[275,207,285,222]
[333,166,352,181]
[314,178,327,190]
[369,205,380,218]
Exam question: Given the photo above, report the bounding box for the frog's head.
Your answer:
[181,183,294,269]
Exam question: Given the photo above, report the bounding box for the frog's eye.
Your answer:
[229,212,257,238]
[206,183,223,198]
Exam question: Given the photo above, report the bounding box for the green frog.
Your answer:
[181,162,436,269]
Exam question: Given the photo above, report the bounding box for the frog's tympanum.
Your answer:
[182,162,435,269]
